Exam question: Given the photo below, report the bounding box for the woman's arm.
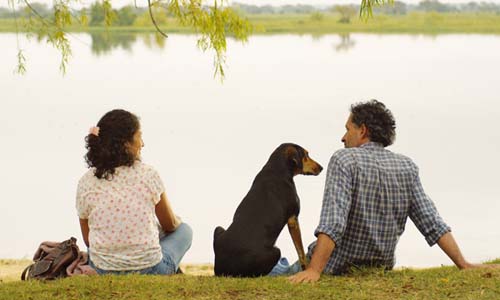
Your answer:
[155,192,180,233]
[79,218,90,247]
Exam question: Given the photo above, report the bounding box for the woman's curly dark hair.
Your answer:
[350,100,396,147]
[85,109,140,180]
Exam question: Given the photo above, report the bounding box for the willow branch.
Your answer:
[148,0,168,38]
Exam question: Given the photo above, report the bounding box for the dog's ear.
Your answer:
[285,145,303,171]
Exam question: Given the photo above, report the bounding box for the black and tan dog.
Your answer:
[213,143,323,277]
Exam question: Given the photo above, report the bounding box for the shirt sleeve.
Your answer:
[314,150,353,245]
[76,179,90,219]
[147,167,165,205]
[409,165,451,246]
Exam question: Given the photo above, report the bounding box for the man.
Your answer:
[288,100,499,283]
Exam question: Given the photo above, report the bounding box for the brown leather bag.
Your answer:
[21,237,80,280]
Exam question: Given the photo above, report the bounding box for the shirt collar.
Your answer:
[359,141,384,149]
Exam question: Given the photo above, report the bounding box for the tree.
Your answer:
[24,2,51,18]
[9,0,393,79]
[116,6,139,26]
[374,1,407,15]
[333,5,357,23]
[359,0,394,18]
[89,1,106,26]
[417,0,454,13]
[134,7,169,27]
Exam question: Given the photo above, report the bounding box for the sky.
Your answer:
[4,0,500,9]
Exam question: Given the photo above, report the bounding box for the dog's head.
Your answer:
[282,143,323,176]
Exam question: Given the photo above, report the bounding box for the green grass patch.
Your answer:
[1,264,499,300]
[246,12,500,34]
[2,12,500,34]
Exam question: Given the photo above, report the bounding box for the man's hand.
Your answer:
[437,233,500,271]
[288,233,335,284]
[461,263,500,270]
[288,268,321,284]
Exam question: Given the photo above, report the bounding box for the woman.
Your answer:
[76,109,192,274]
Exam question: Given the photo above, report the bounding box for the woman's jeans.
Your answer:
[90,223,193,275]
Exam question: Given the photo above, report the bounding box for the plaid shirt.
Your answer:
[309,142,451,274]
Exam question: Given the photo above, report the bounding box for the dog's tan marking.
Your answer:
[302,155,322,175]
[287,215,308,271]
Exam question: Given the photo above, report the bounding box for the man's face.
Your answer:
[341,114,366,148]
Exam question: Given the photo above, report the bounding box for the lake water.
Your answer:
[1,32,499,268]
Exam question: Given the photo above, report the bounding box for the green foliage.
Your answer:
[102,0,116,27]
[89,1,104,26]
[17,0,74,74]
[373,1,407,15]
[418,0,453,13]
[16,49,26,75]
[80,9,89,26]
[89,2,104,25]
[10,0,251,80]
[89,1,117,26]
[360,0,394,19]
[334,5,357,23]
[133,6,172,27]
[166,0,252,79]
[48,1,72,73]
[116,6,138,26]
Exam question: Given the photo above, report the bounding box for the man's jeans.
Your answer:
[89,223,193,275]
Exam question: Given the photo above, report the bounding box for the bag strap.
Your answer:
[21,264,33,281]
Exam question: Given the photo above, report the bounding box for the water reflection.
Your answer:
[142,32,167,50]
[299,33,357,53]
[89,32,165,55]
[89,32,357,56]
[89,32,167,55]
[87,32,168,56]
[334,33,356,52]
[90,32,138,55]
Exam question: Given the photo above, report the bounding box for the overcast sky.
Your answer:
[4,0,500,9]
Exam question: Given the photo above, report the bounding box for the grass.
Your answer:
[2,12,500,34]
[0,259,31,283]
[247,12,500,34]
[1,259,499,300]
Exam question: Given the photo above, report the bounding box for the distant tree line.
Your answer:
[231,1,500,15]
[2,0,500,24]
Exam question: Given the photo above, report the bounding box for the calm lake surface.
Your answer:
[1,32,499,267]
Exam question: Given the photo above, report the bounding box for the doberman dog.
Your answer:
[213,143,323,277]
